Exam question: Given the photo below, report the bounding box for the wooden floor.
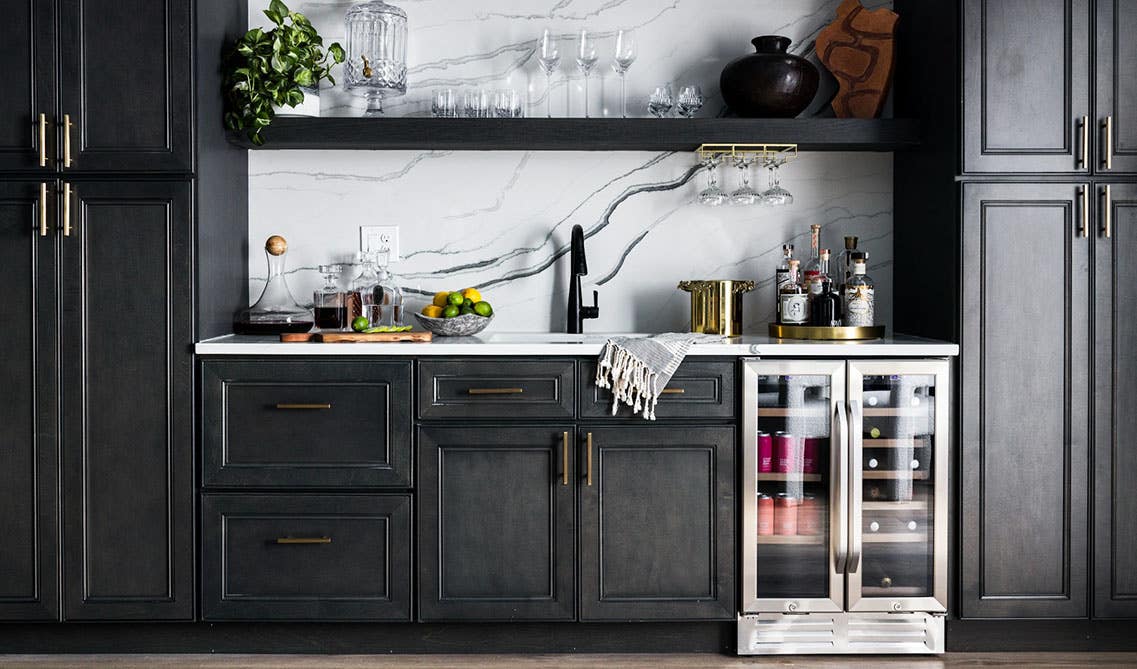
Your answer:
[0,654,1134,668]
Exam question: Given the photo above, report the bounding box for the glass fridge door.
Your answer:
[741,360,847,613]
[847,360,950,613]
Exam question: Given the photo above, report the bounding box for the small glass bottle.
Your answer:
[810,278,841,327]
[779,259,808,325]
[313,264,347,330]
[806,249,831,315]
[838,235,860,290]
[774,244,794,324]
[351,252,384,327]
[801,224,823,288]
[375,250,404,326]
[844,252,875,327]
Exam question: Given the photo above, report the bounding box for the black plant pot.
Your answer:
[720,35,820,118]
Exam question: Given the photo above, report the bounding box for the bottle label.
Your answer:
[780,293,809,324]
[844,286,875,326]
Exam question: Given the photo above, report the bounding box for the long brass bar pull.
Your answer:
[1103,116,1114,170]
[586,432,593,486]
[1103,184,1113,238]
[1078,115,1089,169]
[275,537,331,545]
[275,403,332,410]
[62,183,72,237]
[39,183,49,237]
[561,432,569,486]
[38,114,48,167]
[467,388,524,395]
[1078,185,1088,238]
[660,388,686,395]
[63,114,73,168]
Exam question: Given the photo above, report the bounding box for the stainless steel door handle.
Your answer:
[847,399,863,574]
[833,401,849,574]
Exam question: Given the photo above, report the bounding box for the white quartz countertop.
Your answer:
[195,333,958,357]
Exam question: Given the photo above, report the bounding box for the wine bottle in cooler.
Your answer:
[774,244,794,324]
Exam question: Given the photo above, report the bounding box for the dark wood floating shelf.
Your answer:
[228,117,921,152]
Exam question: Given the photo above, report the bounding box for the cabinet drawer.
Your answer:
[417,359,575,420]
[201,494,412,621]
[580,360,736,419]
[202,360,412,488]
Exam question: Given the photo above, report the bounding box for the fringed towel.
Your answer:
[595,333,724,420]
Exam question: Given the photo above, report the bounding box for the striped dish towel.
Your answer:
[595,333,725,420]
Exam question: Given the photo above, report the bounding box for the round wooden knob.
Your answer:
[265,235,288,256]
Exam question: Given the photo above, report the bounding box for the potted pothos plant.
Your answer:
[223,0,345,145]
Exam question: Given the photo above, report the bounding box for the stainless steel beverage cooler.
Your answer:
[738,359,950,654]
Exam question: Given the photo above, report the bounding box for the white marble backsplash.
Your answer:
[246,0,895,333]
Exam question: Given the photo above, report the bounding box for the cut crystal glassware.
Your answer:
[344,0,408,117]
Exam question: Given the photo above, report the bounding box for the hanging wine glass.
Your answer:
[697,156,726,206]
[730,155,760,206]
[576,29,599,117]
[762,157,794,206]
[537,28,560,118]
[612,29,638,118]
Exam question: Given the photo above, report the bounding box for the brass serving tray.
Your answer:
[768,323,886,340]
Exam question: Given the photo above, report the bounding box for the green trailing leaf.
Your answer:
[221,0,344,145]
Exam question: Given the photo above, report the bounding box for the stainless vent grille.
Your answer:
[738,612,944,655]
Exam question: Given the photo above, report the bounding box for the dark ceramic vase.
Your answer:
[720,35,820,118]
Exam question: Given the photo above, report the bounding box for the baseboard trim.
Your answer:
[947,620,1137,651]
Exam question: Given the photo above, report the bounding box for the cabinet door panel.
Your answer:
[1096,0,1137,173]
[963,0,1092,173]
[0,181,58,620]
[57,0,192,173]
[61,181,193,620]
[1094,184,1137,617]
[960,183,1090,618]
[0,1,55,172]
[579,426,735,621]
[418,426,576,621]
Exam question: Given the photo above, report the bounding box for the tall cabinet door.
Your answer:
[417,426,576,621]
[962,0,1092,173]
[0,181,58,620]
[578,425,735,621]
[960,183,1091,618]
[1094,183,1137,617]
[60,180,193,620]
[1096,0,1137,174]
[741,360,847,615]
[0,0,56,172]
[57,0,192,173]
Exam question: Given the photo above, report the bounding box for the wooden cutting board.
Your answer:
[280,331,433,343]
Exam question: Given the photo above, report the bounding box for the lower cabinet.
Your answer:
[202,494,412,621]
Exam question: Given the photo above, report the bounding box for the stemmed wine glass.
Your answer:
[537,28,560,118]
[612,29,637,118]
[730,156,760,205]
[761,157,794,206]
[576,29,599,118]
[697,156,727,206]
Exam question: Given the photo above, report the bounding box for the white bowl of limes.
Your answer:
[416,289,494,337]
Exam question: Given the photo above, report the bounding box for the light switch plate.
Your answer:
[360,225,400,261]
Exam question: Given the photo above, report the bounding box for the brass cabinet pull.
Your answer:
[39,183,49,237]
[62,183,71,237]
[586,432,593,486]
[467,388,524,395]
[275,537,332,545]
[1103,184,1112,238]
[63,114,73,168]
[562,432,569,486]
[1078,115,1089,168]
[660,388,686,395]
[275,403,332,410]
[1078,185,1088,238]
[1103,116,1114,170]
[38,114,49,167]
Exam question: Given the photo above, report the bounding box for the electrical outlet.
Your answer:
[359,225,400,261]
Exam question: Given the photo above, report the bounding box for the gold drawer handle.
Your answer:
[660,388,686,395]
[39,183,49,237]
[63,113,73,168]
[562,432,569,486]
[275,537,332,545]
[586,432,593,487]
[275,403,332,410]
[467,388,524,395]
[38,114,49,167]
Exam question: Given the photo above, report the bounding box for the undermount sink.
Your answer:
[483,333,652,344]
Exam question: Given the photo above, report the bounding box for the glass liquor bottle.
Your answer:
[234,235,313,335]
[838,235,860,290]
[375,251,405,326]
[779,259,808,325]
[801,224,823,287]
[774,244,794,324]
[844,252,875,327]
[313,264,347,330]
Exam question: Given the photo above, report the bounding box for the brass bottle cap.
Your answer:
[265,235,288,256]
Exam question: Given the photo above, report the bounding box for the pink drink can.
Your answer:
[774,432,796,473]
[757,493,774,536]
[774,493,800,535]
[802,438,821,474]
[798,495,820,535]
[757,431,773,473]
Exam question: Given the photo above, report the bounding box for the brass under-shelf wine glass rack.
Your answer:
[695,143,798,164]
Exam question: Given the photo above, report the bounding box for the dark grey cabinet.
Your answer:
[0,2,55,172]
[1096,0,1137,173]
[1093,183,1137,617]
[960,183,1091,618]
[60,180,194,620]
[578,426,735,621]
[0,181,58,620]
[579,360,736,420]
[962,0,1093,173]
[417,426,577,621]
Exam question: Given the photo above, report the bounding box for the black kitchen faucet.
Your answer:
[567,224,599,334]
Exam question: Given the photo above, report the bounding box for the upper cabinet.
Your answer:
[1,0,192,174]
[962,0,1093,174]
[1096,0,1137,173]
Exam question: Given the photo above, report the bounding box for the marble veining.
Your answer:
[246,1,895,333]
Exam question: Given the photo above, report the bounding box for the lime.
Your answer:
[460,305,476,315]
[473,301,493,317]
[463,298,475,309]
[443,304,461,318]
[447,292,465,306]
[351,316,369,332]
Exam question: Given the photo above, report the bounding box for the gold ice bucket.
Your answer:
[677,280,755,336]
